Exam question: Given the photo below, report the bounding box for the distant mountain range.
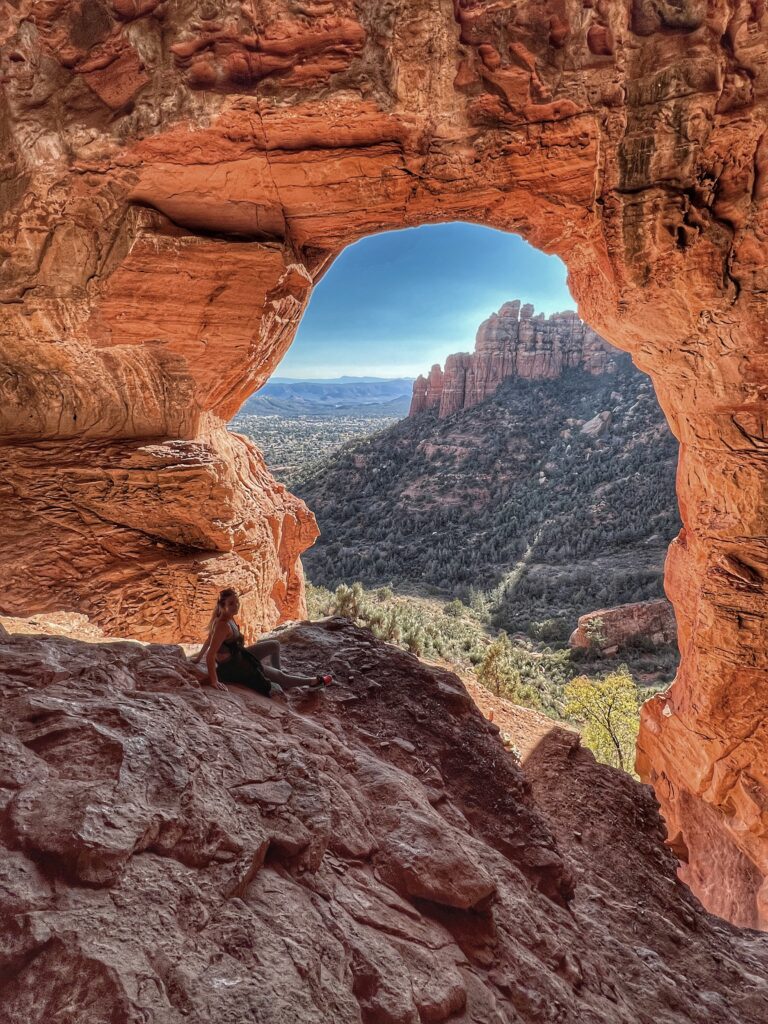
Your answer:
[237,377,415,418]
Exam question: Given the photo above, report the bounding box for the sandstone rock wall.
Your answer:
[1,619,767,1022]
[569,599,677,652]
[3,0,768,926]
[410,301,620,418]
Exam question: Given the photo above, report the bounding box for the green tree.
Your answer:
[584,615,607,650]
[478,632,513,697]
[332,582,365,619]
[564,668,640,773]
[478,633,543,709]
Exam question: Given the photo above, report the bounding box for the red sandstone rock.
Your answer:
[569,599,678,651]
[409,302,620,418]
[409,374,429,415]
[0,426,317,641]
[587,23,615,56]
[1,618,767,1022]
[3,0,768,927]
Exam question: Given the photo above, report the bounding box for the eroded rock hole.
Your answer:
[2,5,768,1018]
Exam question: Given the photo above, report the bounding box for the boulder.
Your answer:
[580,411,613,437]
[569,599,677,651]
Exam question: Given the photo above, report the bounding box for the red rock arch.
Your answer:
[2,0,768,926]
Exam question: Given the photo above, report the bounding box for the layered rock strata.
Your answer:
[3,0,768,925]
[1,619,768,1023]
[569,599,677,652]
[409,302,620,418]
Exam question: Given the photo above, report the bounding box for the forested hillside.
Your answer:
[293,364,680,637]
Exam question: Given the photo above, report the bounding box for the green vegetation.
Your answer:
[307,582,488,670]
[307,581,672,729]
[292,366,680,635]
[477,631,542,708]
[584,615,607,651]
[564,668,642,774]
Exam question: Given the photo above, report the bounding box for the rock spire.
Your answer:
[409,302,620,418]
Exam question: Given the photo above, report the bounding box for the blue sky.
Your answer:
[276,223,574,379]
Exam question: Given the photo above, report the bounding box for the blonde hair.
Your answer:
[208,588,238,633]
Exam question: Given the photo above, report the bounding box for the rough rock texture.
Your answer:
[3,0,768,926]
[464,675,579,758]
[570,599,677,652]
[1,617,768,1023]
[0,429,318,642]
[409,302,620,418]
[410,363,448,416]
[1,611,108,642]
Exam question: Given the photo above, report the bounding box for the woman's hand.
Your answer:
[211,677,228,692]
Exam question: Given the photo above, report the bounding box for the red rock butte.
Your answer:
[409,300,620,417]
[2,0,768,930]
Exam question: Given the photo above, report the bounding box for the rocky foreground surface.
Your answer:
[2,618,767,1024]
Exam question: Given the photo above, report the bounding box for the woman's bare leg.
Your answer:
[246,639,281,669]
[261,663,319,691]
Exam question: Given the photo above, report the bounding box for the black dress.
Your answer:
[216,622,272,696]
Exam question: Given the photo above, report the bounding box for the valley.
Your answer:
[233,376,411,479]
[293,364,679,639]
[233,413,398,481]
[235,305,682,761]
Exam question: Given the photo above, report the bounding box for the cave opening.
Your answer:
[6,12,768,1024]
[226,217,757,933]
[2,0,768,942]
[230,216,681,800]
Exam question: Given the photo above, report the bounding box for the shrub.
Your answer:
[443,598,465,618]
[528,617,571,642]
[584,616,607,650]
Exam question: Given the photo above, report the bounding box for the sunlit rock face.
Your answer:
[569,599,677,653]
[408,302,619,417]
[3,1,768,925]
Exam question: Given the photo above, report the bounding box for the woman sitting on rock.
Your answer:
[191,588,332,696]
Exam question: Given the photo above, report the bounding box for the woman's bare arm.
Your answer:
[192,635,211,663]
[206,622,230,691]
